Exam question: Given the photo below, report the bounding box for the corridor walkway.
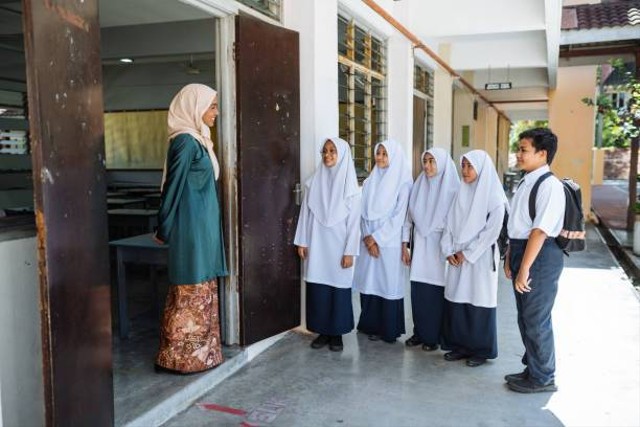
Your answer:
[164,226,640,427]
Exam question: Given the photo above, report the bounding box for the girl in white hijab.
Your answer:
[402,148,460,351]
[440,149,508,367]
[154,84,227,374]
[354,139,413,343]
[294,137,361,352]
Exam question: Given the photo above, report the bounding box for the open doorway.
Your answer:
[97,3,238,424]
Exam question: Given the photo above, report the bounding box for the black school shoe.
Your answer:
[465,357,487,367]
[444,351,469,361]
[329,335,344,352]
[504,369,529,383]
[310,334,330,349]
[507,378,558,393]
[404,335,422,347]
[421,343,438,351]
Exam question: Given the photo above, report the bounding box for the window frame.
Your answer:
[338,16,387,180]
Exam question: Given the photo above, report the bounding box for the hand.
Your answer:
[503,249,512,279]
[514,269,532,294]
[341,255,354,269]
[447,255,459,267]
[364,235,376,248]
[401,244,411,266]
[297,246,308,260]
[504,259,512,280]
[152,234,164,245]
[367,243,380,258]
[454,251,466,265]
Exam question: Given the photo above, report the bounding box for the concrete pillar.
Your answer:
[549,65,598,214]
[386,2,413,165]
[283,0,339,185]
[433,43,454,151]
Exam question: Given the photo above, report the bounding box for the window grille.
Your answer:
[338,16,387,179]
[414,64,434,149]
[237,0,280,20]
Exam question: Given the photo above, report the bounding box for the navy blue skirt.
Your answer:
[357,293,405,342]
[442,300,497,359]
[410,281,445,346]
[306,282,354,335]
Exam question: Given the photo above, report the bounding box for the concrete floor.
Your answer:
[163,226,640,427]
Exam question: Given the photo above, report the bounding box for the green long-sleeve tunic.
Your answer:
[156,134,228,285]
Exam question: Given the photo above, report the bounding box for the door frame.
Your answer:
[182,0,292,345]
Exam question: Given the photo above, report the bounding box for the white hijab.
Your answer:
[408,147,460,236]
[362,139,413,221]
[447,150,508,243]
[307,137,360,227]
[162,84,220,189]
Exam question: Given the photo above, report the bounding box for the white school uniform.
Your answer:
[507,165,565,239]
[354,139,413,300]
[441,150,508,308]
[294,137,361,288]
[402,148,460,286]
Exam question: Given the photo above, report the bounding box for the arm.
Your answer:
[514,229,547,294]
[156,136,196,242]
[460,205,505,264]
[293,188,310,259]
[343,193,362,256]
[370,184,411,246]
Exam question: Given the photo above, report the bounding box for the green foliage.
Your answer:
[582,59,640,148]
[509,120,549,152]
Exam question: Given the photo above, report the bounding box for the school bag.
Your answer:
[490,209,510,271]
[529,171,586,254]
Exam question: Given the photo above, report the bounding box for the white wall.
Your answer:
[386,0,414,166]
[0,235,44,427]
[283,0,340,186]
[433,43,454,151]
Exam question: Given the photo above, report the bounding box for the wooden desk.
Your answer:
[109,233,168,339]
[108,208,158,239]
[120,187,159,196]
[107,197,146,209]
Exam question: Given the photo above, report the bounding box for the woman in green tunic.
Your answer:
[154,84,228,374]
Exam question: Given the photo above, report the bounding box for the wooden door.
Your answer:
[412,96,427,178]
[235,14,301,345]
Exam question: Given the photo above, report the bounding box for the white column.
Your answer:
[283,0,339,185]
[433,43,454,152]
[386,1,413,165]
[283,0,339,330]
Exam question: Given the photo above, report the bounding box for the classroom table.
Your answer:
[107,197,146,209]
[108,208,158,238]
[109,233,168,339]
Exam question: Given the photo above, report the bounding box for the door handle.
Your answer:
[293,183,302,206]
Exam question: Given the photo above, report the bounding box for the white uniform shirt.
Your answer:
[353,184,410,300]
[402,221,447,287]
[294,192,361,288]
[508,165,565,239]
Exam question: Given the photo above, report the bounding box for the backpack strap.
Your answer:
[528,171,553,221]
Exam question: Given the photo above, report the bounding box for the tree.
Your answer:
[509,120,549,152]
[583,58,640,230]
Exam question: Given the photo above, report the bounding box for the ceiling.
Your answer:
[403,0,563,121]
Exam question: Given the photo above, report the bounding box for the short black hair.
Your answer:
[518,127,558,165]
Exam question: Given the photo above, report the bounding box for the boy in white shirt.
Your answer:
[504,128,566,393]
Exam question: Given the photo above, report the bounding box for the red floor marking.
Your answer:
[198,403,247,416]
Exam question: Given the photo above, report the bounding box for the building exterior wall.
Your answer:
[0,235,44,427]
[549,65,598,214]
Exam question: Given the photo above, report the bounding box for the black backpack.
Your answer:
[491,209,510,271]
[530,171,586,254]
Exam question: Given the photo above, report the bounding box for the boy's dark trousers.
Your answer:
[509,238,564,385]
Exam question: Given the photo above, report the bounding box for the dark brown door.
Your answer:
[23,0,113,425]
[412,96,427,178]
[236,14,301,345]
